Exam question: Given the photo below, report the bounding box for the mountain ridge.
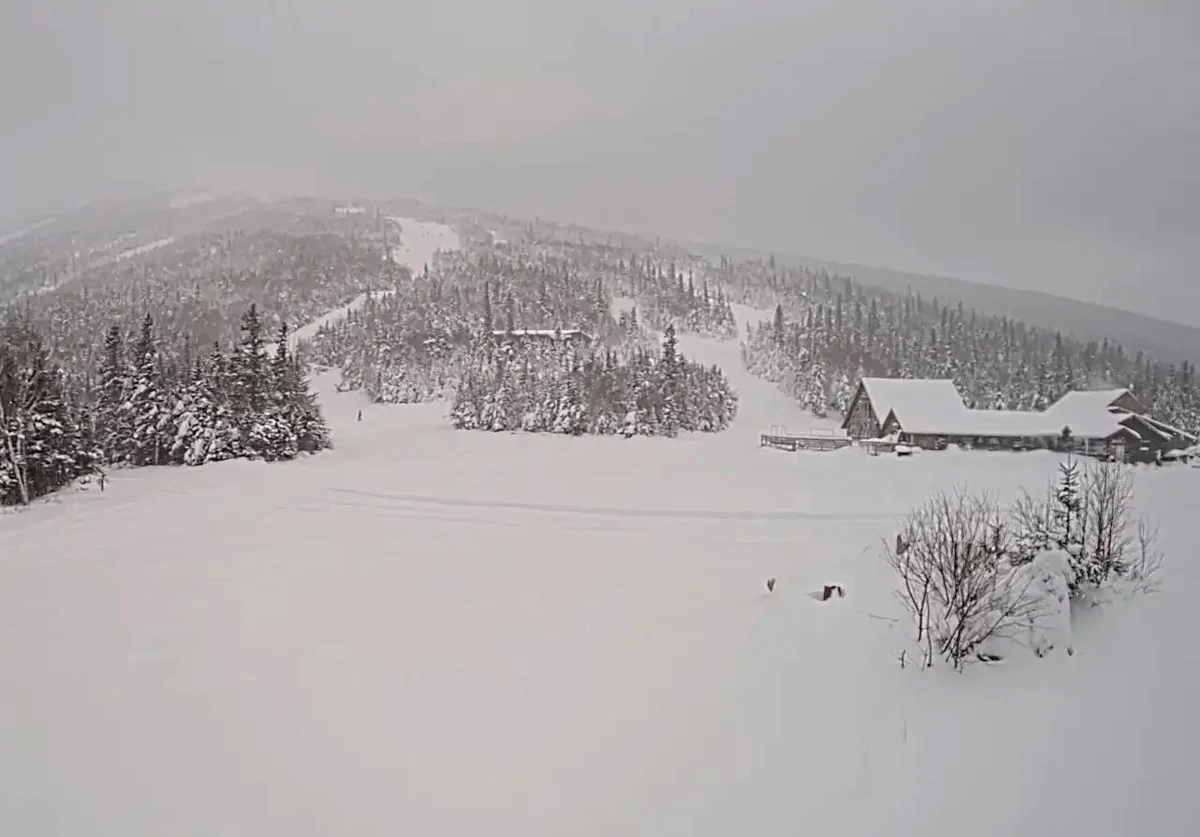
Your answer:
[667,238,1200,366]
[7,191,1200,365]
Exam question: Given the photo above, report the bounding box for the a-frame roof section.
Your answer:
[859,378,966,429]
[1045,388,1137,417]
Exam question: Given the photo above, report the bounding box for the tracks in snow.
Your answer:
[319,487,895,523]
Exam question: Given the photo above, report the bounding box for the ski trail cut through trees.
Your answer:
[265,217,462,356]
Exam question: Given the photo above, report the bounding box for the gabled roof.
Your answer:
[848,378,1189,444]
[1042,390,1138,440]
[1044,389,1130,417]
[1058,410,1135,441]
[859,378,967,430]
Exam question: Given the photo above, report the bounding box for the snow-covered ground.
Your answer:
[1,220,1197,836]
[114,236,176,263]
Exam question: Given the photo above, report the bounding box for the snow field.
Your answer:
[0,219,1197,836]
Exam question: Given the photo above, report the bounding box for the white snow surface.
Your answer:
[2,220,1199,836]
[0,217,55,248]
[114,236,176,262]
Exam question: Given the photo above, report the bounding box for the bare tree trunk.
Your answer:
[0,397,29,505]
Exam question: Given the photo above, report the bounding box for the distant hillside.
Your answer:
[9,192,1200,366]
[681,240,1200,365]
[395,199,1200,366]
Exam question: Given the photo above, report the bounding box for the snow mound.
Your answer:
[981,549,1075,661]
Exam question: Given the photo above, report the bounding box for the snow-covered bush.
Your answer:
[1001,548,1074,659]
[885,489,1043,670]
[1009,455,1161,594]
[889,456,1165,670]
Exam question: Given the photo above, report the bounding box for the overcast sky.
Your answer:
[3,0,1198,323]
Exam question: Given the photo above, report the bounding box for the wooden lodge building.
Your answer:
[841,377,1197,461]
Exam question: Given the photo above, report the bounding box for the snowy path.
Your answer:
[677,302,841,441]
[612,296,840,442]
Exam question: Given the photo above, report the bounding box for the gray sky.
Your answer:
[3,0,1198,323]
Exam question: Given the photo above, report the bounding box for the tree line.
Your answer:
[725,262,1199,431]
[450,324,737,435]
[1,305,330,506]
[611,254,738,340]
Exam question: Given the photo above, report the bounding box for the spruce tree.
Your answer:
[96,324,130,464]
[660,323,680,436]
[128,313,167,467]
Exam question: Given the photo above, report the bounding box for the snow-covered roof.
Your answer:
[858,378,1184,443]
[1044,389,1130,418]
[1041,391,1138,440]
[894,404,1135,440]
[1035,409,1130,441]
[884,406,1056,438]
[863,379,1131,440]
[860,378,966,429]
[493,329,592,341]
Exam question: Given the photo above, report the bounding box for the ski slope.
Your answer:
[266,217,459,356]
[1,220,1198,836]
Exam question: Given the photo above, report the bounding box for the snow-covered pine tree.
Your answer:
[95,324,131,465]
[276,340,333,454]
[127,313,170,467]
[659,323,680,436]
[231,304,268,423]
[1049,455,1086,568]
[0,325,97,504]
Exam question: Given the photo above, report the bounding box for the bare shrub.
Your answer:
[1129,516,1164,593]
[1008,488,1056,566]
[1080,459,1136,584]
[1008,455,1159,594]
[885,488,1038,671]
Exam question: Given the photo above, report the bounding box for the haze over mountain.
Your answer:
[3,1,1197,325]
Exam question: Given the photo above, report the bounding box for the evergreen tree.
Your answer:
[660,323,680,436]
[96,324,130,464]
[232,304,268,424]
[128,313,169,467]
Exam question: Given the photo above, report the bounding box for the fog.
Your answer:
[3,0,1198,322]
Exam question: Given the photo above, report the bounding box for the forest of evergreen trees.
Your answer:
[0,215,377,506]
[1,304,329,505]
[721,257,1200,431]
[302,249,622,402]
[610,254,738,340]
[301,246,739,434]
[450,324,737,435]
[445,217,736,340]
